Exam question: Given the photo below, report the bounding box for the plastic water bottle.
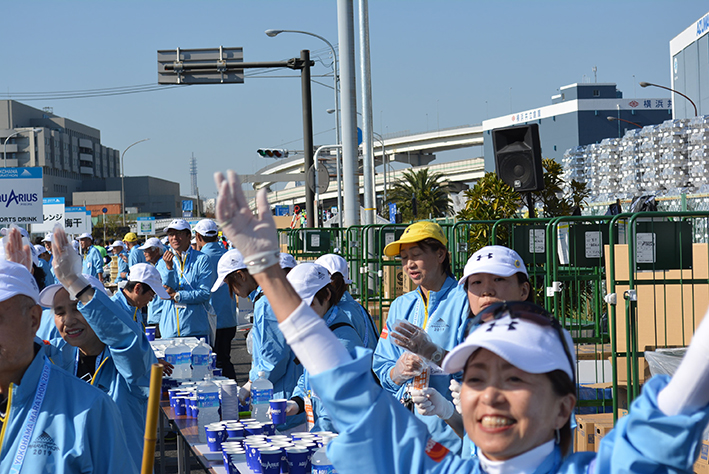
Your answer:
[311,438,338,474]
[191,338,210,381]
[196,374,221,442]
[174,339,192,381]
[251,371,273,423]
[164,341,179,377]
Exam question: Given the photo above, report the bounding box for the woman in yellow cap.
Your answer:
[373,220,469,454]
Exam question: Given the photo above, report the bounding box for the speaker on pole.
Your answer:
[492,123,544,193]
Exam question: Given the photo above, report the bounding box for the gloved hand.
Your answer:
[390,320,445,364]
[239,381,252,403]
[285,400,300,416]
[390,351,424,386]
[51,225,90,300]
[214,171,279,271]
[449,379,462,414]
[410,387,455,420]
[2,226,33,272]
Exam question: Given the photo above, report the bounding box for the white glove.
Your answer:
[391,320,445,364]
[390,351,424,386]
[238,381,252,403]
[449,379,462,414]
[51,225,90,300]
[286,400,299,416]
[2,227,33,272]
[410,387,455,420]
[214,171,279,271]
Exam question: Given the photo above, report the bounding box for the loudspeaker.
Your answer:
[492,123,544,193]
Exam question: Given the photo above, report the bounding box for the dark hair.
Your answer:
[199,234,218,243]
[329,273,347,303]
[225,269,256,298]
[32,264,47,292]
[312,283,336,311]
[124,280,152,295]
[546,369,575,456]
[516,273,534,303]
[415,238,453,277]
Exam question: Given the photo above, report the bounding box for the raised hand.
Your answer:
[51,225,90,300]
[3,227,32,272]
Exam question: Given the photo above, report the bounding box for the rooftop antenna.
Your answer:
[593,66,598,83]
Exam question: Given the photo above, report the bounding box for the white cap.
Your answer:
[279,253,297,270]
[78,232,93,241]
[458,245,528,286]
[442,313,575,381]
[0,260,40,304]
[315,254,352,284]
[38,274,110,308]
[160,236,169,245]
[211,249,247,292]
[286,262,331,306]
[0,226,29,239]
[108,240,125,250]
[138,237,163,250]
[164,219,191,232]
[0,232,38,268]
[72,240,80,254]
[128,263,170,299]
[34,244,48,256]
[194,219,219,237]
[42,232,53,243]
[190,237,196,245]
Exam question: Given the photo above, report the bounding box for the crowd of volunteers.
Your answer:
[1,170,709,474]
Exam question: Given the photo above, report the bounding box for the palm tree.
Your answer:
[387,168,451,221]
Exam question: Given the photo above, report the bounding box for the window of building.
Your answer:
[593,89,600,97]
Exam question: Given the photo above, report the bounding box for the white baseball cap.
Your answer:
[128,263,170,299]
[78,232,93,241]
[194,219,219,237]
[279,253,297,270]
[72,240,80,254]
[0,226,29,239]
[138,237,163,251]
[286,262,331,306]
[211,249,247,292]
[34,244,48,256]
[442,311,575,381]
[458,245,528,286]
[164,219,191,232]
[38,274,110,308]
[41,232,53,243]
[0,260,40,304]
[108,240,125,250]
[315,254,352,284]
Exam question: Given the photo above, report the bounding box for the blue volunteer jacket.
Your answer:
[337,291,378,350]
[115,250,129,283]
[291,305,364,432]
[147,256,166,325]
[111,289,147,330]
[45,290,156,472]
[156,247,212,339]
[128,245,146,267]
[200,241,237,329]
[372,276,469,454]
[38,258,55,288]
[0,341,135,474]
[81,246,104,279]
[249,289,305,430]
[312,348,709,474]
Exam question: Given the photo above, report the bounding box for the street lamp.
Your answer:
[3,128,41,168]
[121,138,150,227]
[266,29,342,224]
[607,116,642,128]
[639,81,698,116]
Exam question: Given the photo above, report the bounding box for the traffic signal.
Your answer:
[257,148,289,158]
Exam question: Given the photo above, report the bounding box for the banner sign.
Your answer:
[137,216,156,235]
[0,167,43,224]
[64,206,92,235]
[31,197,65,234]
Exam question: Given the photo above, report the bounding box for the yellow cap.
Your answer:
[382,221,448,257]
[123,232,139,243]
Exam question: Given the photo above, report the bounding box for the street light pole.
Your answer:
[265,29,342,227]
[121,138,150,227]
[3,128,41,167]
[639,81,698,116]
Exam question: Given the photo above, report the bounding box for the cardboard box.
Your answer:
[697,440,709,466]
[694,462,709,474]
[575,413,614,452]
[612,356,650,385]
[594,423,614,452]
[382,260,404,300]
[617,408,628,418]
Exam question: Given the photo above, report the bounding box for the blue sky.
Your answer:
[1,1,707,199]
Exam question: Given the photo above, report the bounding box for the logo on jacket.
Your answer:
[28,431,59,455]
[424,438,449,462]
[428,318,449,333]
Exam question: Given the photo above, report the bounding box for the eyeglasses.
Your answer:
[468,301,576,384]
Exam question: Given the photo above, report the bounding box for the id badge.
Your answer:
[175,303,187,310]
[304,395,315,431]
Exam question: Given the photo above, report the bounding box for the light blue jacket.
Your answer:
[0,341,135,474]
[36,308,61,341]
[156,247,212,339]
[81,246,104,279]
[372,276,469,454]
[337,291,378,350]
[313,348,709,474]
[200,241,237,329]
[291,306,364,432]
[249,289,305,430]
[147,256,167,325]
[111,289,146,330]
[45,290,157,472]
[128,244,146,267]
[115,250,129,283]
[38,257,55,288]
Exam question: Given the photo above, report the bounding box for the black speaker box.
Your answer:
[492,123,545,193]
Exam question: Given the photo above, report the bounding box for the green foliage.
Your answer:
[531,159,590,217]
[387,168,451,221]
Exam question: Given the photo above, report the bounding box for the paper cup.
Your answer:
[205,425,223,452]
[145,326,156,341]
[268,398,287,425]
[285,447,310,474]
[174,397,186,416]
[258,448,283,474]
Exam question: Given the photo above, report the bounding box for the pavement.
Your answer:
[153,330,252,473]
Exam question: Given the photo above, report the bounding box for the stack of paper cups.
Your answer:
[220,380,240,420]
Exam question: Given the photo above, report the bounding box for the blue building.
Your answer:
[481,83,672,171]
[671,10,709,119]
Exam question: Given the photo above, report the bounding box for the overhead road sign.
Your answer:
[158,47,244,84]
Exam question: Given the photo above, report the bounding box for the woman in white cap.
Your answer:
[108,240,129,283]
[214,170,709,474]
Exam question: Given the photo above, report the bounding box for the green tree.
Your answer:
[532,159,590,217]
[387,168,451,221]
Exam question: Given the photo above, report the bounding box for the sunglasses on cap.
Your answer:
[466,301,576,384]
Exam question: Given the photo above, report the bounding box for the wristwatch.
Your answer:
[174,292,181,303]
[430,348,443,363]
